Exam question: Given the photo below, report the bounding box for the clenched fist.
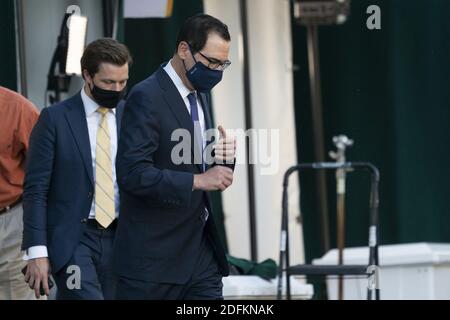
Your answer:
[193,165,234,191]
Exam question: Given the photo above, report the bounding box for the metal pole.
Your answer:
[306,25,330,254]
[113,0,119,40]
[367,167,380,300]
[330,135,354,300]
[240,0,258,262]
[14,0,27,97]
[336,169,346,300]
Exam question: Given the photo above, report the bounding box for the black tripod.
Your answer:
[277,162,380,300]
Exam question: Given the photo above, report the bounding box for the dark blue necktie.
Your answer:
[187,92,205,172]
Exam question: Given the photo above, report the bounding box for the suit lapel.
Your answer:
[116,99,125,135]
[156,67,203,173]
[64,93,94,186]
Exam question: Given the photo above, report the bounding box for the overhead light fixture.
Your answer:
[65,15,88,75]
[294,0,351,26]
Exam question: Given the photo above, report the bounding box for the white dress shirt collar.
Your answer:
[81,85,116,116]
[163,60,195,100]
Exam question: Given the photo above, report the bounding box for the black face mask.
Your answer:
[89,82,126,109]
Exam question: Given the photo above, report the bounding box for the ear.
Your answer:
[83,69,92,84]
[177,41,190,60]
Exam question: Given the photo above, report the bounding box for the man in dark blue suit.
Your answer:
[114,14,236,300]
[22,39,132,300]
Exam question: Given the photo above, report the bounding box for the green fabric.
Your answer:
[227,255,277,280]
[291,0,450,298]
[0,0,17,90]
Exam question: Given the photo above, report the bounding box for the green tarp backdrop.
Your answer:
[292,0,450,274]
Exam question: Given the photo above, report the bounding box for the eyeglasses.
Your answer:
[197,51,231,71]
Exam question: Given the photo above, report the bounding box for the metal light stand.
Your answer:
[46,13,72,105]
[329,135,353,300]
[293,0,351,257]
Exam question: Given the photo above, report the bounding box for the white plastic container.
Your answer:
[222,275,314,300]
[313,242,450,300]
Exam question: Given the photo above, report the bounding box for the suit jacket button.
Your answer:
[81,218,87,223]
[88,192,93,198]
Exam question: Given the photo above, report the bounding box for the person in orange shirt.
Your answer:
[0,86,39,299]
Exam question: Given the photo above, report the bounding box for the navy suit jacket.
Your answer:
[113,66,229,284]
[22,92,124,273]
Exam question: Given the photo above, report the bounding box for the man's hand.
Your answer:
[193,165,233,191]
[214,125,236,164]
[24,257,50,299]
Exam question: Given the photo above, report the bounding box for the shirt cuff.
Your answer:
[23,246,48,261]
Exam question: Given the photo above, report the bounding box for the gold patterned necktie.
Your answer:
[94,107,115,228]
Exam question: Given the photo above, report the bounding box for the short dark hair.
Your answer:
[81,38,132,78]
[175,14,230,53]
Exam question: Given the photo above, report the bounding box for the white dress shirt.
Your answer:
[81,87,120,220]
[25,86,120,260]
